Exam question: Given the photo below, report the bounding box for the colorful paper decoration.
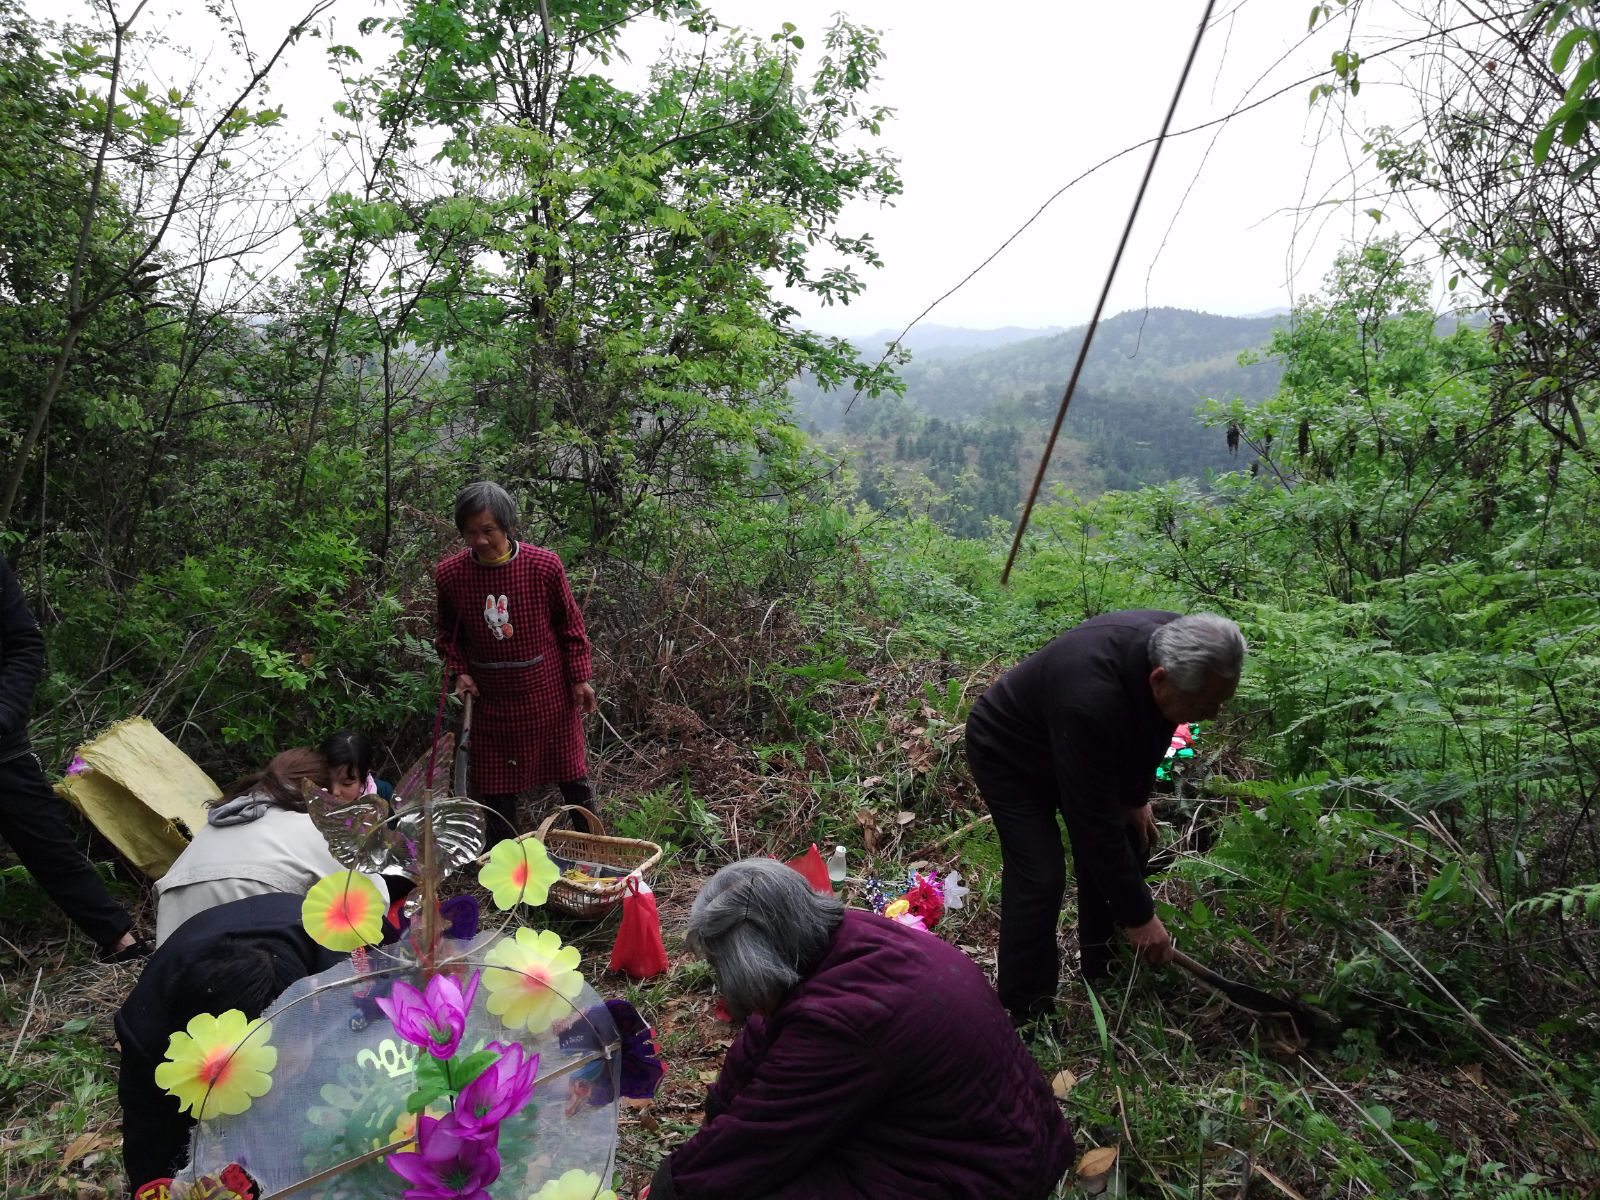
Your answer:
[1155,722,1200,782]
[862,868,966,933]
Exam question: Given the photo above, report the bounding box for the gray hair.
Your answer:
[1149,613,1247,692]
[686,857,844,1019]
[453,480,518,534]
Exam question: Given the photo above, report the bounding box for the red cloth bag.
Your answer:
[784,843,833,893]
[609,873,669,978]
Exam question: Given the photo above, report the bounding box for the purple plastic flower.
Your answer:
[453,1041,539,1139]
[557,998,665,1105]
[439,895,480,941]
[393,895,480,943]
[377,970,481,1060]
[387,1113,500,1200]
[609,998,666,1100]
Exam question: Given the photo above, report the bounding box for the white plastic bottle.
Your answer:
[827,845,848,886]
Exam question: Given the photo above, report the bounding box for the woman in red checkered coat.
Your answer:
[435,481,598,835]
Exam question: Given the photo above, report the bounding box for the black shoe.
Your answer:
[1008,998,1061,1032]
[1080,941,1116,983]
[104,935,151,964]
[1007,997,1055,1026]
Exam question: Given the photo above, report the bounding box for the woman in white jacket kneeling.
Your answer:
[155,748,384,945]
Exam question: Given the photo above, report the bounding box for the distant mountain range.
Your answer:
[903,307,1281,423]
[790,307,1286,534]
[795,307,1282,431]
[851,323,1069,361]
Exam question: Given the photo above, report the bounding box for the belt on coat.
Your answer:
[470,655,545,670]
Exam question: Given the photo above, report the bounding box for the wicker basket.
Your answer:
[528,805,662,919]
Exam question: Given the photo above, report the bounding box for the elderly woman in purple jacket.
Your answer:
[648,858,1075,1200]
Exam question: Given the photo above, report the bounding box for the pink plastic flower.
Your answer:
[387,1112,500,1200]
[377,971,481,1060]
[453,1041,539,1139]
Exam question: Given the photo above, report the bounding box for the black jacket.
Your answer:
[967,610,1178,927]
[115,893,346,1194]
[0,552,45,764]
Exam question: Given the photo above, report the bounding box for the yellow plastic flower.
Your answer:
[478,837,560,911]
[529,1169,618,1200]
[883,898,910,919]
[302,870,386,951]
[483,928,584,1033]
[154,1009,277,1119]
[381,1109,419,1156]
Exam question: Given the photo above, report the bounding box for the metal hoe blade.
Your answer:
[1170,948,1338,1047]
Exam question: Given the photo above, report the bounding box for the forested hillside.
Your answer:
[894,307,1282,422]
[3,0,1600,1197]
[792,308,1283,531]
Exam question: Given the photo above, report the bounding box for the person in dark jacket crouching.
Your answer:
[116,893,346,1195]
[648,858,1074,1200]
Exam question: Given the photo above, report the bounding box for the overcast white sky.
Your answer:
[49,0,1435,336]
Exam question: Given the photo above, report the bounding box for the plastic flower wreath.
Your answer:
[377,971,481,1060]
[303,870,386,951]
[478,838,560,911]
[386,1113,500,1200]
[154,1009,277,1119]
[482,928,584,1034]
[160,726,656,1199]
[530,1169,618,1200]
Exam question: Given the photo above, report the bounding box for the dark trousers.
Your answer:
[0,751,132,951]
[482,778,595,840]
[967,732,1148,1019]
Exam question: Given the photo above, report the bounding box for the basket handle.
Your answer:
[535,804,607,840]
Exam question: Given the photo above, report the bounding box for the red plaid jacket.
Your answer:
[435,543,592,793]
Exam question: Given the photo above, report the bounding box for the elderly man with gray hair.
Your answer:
[646,858,1075,1199]
[967,610,1246,1023]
